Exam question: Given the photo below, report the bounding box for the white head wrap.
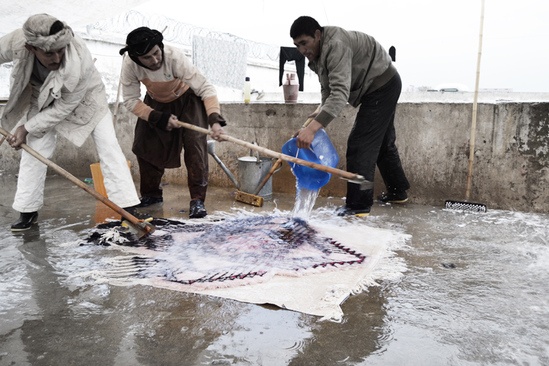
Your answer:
[22,13,74,51]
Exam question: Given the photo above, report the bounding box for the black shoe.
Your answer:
[122,205,153,222]
[336,206,371,217]
[189,200,207,219]
[11,211,38,232]
[377,191,408,204]
[137,196,163,207]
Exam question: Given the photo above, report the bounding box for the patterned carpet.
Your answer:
[79,213,407,320]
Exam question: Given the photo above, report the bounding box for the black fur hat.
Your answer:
[119,27,164,69]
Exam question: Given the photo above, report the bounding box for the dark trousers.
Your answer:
[345,72,410,209]
[137,129,208,202]
[134,90,209,203]
[137,156,164,198]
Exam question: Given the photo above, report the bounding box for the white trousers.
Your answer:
[13,111,140,212]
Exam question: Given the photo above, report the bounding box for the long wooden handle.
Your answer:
[466,0,485,201]
[252,116,315,195]
[0,127,154,237]
[253,158,283,195]
[177,120,366,183]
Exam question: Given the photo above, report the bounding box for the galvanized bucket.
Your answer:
[237,156,275,199]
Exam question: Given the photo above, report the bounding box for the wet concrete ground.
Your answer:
[1,172,548,366]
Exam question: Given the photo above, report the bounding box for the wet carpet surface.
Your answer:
[86,216,368,289]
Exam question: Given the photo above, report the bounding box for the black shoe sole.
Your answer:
[377,191,409,204]
[11,215,38,232]
[336,207,371,217]
[11,225,37,232]
[189,212,207,219]
[337,212,370,217]
[379,198,409,204]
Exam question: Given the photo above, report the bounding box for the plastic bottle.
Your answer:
[243,77,251,104]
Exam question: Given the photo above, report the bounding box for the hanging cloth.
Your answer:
[279,47,305,91]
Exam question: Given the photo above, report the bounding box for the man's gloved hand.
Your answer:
[208,113,227,141]
[207,112,227,127]
[148,110,172,130]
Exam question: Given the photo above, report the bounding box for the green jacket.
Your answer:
[309,26,397,127]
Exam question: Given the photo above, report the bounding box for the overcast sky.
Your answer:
[134,0,549,92]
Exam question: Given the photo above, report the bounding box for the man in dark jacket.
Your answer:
[290,16,410,216]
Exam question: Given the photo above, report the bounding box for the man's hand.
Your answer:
[9,125,29,150]
[210,123,225,141]
[296,120,322,149]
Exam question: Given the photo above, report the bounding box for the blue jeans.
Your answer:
[345,72,410,209]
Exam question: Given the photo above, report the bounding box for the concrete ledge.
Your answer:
[1,101,548,213]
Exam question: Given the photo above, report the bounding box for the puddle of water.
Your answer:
[194,305,311,365]
[1,174,548,365]
[358,207,549,365]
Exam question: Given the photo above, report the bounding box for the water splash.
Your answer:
[282,129,339,219]
[291,188,320,220]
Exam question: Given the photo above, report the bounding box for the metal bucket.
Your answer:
[237,156,274,199]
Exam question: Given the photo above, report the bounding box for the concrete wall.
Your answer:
[1,101,548,213]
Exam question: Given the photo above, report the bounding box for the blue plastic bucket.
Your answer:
[281,129,339,190]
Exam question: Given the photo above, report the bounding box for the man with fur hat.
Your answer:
[0,13,141,231]
[119,26,226,219]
